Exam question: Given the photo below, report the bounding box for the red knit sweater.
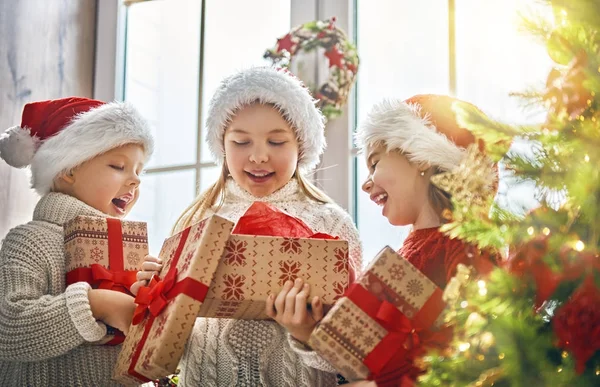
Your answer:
[399,227,471,289]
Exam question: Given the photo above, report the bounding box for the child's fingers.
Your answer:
[284,279,304,318]
[141,261,162,272]
[274,280,294,316]
[144,255,162,264]
[265,293,276,319]
[129,280,145,296]
[310,296,324,322]
[294,283,310,317]
[136,270,155,282]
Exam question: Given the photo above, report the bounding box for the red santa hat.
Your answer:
[355,94,485,172]
[0,97,154,195]
[206,67,326,173]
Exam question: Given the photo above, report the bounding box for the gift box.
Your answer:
[307,246,447,384]
[113,215,234,385]
[196,202,352,319]
[64,215,148,345]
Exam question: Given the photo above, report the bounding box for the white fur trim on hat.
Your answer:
[206,67,326,172]
[30,101,154,195]
[354,99,465,171]
[0,126,39,168]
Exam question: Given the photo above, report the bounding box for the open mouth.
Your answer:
[371,192,388,207]
[111,194,133,214]
[245,170,275,183]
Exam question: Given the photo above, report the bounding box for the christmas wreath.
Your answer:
[264,17,359,120]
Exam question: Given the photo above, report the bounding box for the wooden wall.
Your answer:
[0,0,97,238]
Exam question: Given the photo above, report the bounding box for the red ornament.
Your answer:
[276,33,297,53]
[553,276,600,374]
[325,46,345,68]
[347,62,358,74]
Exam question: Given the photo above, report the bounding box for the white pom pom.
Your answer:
[0,126,38,168]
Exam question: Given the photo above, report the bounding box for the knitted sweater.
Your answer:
[0,193,128,387]
[179,178,362,387]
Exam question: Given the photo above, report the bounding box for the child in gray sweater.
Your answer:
[0,97,154,386]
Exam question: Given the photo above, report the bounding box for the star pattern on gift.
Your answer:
[333,247,349,273]
[94,218,104,227]
[406,279,424,297]
[351,325,364,339]
[127,251,140,267]
[224,240,248,266]
[341,317,352,328]
[325,47,345,68]
[278,260,302,285]
[223,274,245,301]
[83,217,94,227]
[280,238,302,255]
[91,247,103,263]
[389,263,406,281]
[363,335,375,347]
[333,281,346,301]
[74,247,85,262]
[276,33,297,53]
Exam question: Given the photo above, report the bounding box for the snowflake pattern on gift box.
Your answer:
[341,317,352,328]
[140,347,155,371]
[223,274,245,301]
[375,253,388,267]
[351,325,364,339]
[363,335,375,347]
[95,218,105,227]
[332,281,346,301]
[280,238,302,254]
[179,251,194,273]
[127,251,140,267]
[389,263,406,281]
[333,247,349,274]
[278,260,302,285]
[406,279,424,297]
[224,240,248,266]
[91,247,103,263]
[74,247,85,262]
[151,314,168,340]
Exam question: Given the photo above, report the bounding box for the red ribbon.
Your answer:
[127,226,210,382]
[66,218,137,292]
[344,282,445,380]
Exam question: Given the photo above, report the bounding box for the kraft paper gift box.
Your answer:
[307,246,447,385]
[64,215,148,345]
[113,215,234,385]
[196,202,352,319]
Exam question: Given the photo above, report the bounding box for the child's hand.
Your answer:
[88,289,136,335]
[130,255,162,296]
[265,278,323,344]
[345,382,377,387]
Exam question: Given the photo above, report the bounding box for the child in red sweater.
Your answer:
[347,94,499,386]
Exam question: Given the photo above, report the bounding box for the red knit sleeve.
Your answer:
[443,238,472,283]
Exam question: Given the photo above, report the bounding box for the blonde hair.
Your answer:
[172,164,332,234]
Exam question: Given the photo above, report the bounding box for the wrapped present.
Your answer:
[113,215,234,385]
[64,215,148,345]
[307,246,448,385]
[197,202,352,319]
[64,215,148,293]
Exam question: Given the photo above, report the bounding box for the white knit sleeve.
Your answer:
[0,233,106,362]
[322,205,363,278]
[286,334,338,373]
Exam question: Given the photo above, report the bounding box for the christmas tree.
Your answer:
[420,1,600,386]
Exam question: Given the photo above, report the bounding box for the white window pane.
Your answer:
[456,0,553,213]
[200,0,292,162]
[128,170,197,256]
[356,0,450,127]
[125,0,201,168]
[199,164,223,194]
[356,158,410,266]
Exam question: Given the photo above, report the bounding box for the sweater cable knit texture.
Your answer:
[0,192,129,386]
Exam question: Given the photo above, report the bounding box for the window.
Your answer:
[353,0,552,264]
[121,0,292,254]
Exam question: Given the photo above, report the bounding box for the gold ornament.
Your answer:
[431,144,497,210]
[467,367,504,387]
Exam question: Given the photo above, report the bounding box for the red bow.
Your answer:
[132,269,177,325]
[90,264,137,290]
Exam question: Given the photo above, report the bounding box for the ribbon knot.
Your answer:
[90,264,137,290]
[132,269,178,325]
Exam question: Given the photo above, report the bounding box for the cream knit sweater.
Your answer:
[179,178,362,387]
[0,193,130,386]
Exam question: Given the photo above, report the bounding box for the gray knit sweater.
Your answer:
[0,193,131,386]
